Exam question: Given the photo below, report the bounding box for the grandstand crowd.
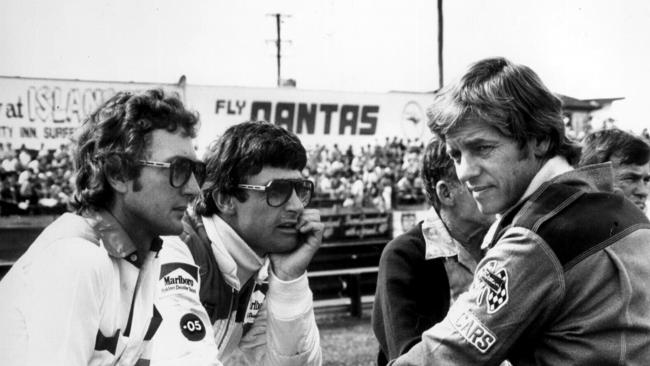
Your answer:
[1,126,648,216]
[0,144,75,215]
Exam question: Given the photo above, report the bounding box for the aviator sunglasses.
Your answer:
[139,157,206,188]
[238,179,314,207]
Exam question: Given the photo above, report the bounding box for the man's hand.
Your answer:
[270,208,323,281]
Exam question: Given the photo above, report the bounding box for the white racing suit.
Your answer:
[150,209,322,365]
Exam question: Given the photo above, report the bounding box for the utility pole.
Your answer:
[437,0,444,89]
[267,13,291,87]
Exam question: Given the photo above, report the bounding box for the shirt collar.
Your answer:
[202,214,265,287]
[421,208,474,264]
[83,209,162,266]
[422,208,458,259]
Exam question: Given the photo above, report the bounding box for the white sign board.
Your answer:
[0,77,182,150]
[186,85,435,152]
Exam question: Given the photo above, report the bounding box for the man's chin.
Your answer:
[158,221,184,237]
[273,239,300,254]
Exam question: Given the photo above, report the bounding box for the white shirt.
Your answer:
[0,211,161,366]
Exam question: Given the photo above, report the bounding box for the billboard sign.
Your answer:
[0,76,181,150]
[186,85,434,152]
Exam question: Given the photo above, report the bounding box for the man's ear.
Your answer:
[532,137,551,158]
[106,171,129,194]
[435,180,454,207]
[212,190,236,215]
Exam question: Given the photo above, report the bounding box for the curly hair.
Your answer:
[195,121,307,216]
[427,57,581,165]
[71,89,199,213]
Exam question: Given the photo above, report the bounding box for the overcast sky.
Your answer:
[1,0,648,131]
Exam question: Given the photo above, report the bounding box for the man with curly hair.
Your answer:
[0,89,204,366]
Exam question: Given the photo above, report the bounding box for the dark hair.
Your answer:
[71,89,199,213]
[195,121,307,216]
[427,57,581,165]
[421,137,458,210]
[579,129,650,167]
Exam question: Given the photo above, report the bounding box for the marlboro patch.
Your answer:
[159,262,199,297]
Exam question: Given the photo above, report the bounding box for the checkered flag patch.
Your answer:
[474,260,509,314]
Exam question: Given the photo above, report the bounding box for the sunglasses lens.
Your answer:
[267,180,294,207]
[170,159,192,188]
[193,162,206,187]
[295,180,314,206]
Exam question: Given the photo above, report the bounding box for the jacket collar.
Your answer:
[519,156,574,202]
[481,158,616,249]
[83,209,161,257]
[520,157,615,205]
[82,209,162,267]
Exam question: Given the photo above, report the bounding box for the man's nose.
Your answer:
[635,179,649,199]
[455,155,480,183]
[285,188,305,212]
[182,173,201,197]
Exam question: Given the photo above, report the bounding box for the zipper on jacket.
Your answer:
[217,287,237,350]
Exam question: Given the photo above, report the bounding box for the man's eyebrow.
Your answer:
[619,172,644,179]
[462,137,496,147]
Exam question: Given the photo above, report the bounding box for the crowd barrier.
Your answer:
[307,207,392,316]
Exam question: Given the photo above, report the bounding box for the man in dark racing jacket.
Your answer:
[391,57,650,365]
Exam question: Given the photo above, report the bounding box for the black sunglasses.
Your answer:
[139,157,206,188]
[238,179,314,207]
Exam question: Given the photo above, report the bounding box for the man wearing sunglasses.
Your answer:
[151,121,322,365]
[0,89,202,366]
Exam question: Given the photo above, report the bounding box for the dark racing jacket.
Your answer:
[392,158,650,365]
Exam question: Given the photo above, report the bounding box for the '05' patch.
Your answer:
[159,262,199,297]
[450,308,497,353]
[180,313,206,341]
[472,260,509,314]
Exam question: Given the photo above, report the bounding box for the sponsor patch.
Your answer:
[179,313,205,341]
[450,309,497,353]
[242,281,269,335]
[159,263,199,297]
[472,260,508,314]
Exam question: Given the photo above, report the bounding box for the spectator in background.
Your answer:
[396,168,425,204]
[17,146,31,168]
[1,151,19,173]
[349,172,365,207]
[0,89,203,365]
[579,129,650,212]
[372,138,494,365]
[151,121,322,365]
[393,57,650,365]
